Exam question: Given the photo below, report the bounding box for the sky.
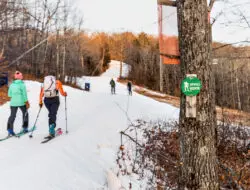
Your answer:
[211,0,250,44]
[72,0,250,44]
[73,0,158,34]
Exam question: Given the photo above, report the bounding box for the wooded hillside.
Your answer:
[0,1,249,112]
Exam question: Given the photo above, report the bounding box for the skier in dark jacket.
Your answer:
[110,78,116,94]
[39,73,67,137]
[127,81,132,96]
[7,71,30,136]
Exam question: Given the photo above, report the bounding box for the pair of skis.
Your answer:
[0,127,63,144]
[0,126,36,142]
[1,97,67,143]
[41,128,63,143]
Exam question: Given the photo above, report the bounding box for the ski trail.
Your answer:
[0,60,179,190]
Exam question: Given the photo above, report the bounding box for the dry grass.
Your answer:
[134,88,180,107]
[0,85,8,105]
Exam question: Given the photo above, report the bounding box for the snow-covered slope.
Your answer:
[101,60,130,78]
[0,60,179,190]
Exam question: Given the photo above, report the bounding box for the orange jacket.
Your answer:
[39,80,67,103]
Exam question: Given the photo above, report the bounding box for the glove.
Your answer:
[25,101,30,109]
[39,102,43,108]
[64,92,67,97]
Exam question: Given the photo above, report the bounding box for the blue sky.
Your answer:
[73,0,250,44]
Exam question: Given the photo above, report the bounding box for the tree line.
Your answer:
[0,1,249,112]
[0,0,111,84]
[108,32,250,113]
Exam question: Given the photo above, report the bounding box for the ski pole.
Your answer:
[29,107,42,138]
[65,96,68,134]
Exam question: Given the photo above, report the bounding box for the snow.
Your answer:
[106,170,123,190]
[0,60,179,190]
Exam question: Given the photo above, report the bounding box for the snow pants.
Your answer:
[128,89,132,96]
[128,86,132,96]
[7,106,29,130]
[111,86,115,94]
[44,96,60,128]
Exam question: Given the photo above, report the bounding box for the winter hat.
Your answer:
[14,71,23,80]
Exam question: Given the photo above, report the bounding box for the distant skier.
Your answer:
[127,81,132,96]
[110,78,116,94]
[39,72,67,137]
[7,71,30,136]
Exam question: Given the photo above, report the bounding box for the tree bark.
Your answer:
[56,28,60,78]
[176,0,218,189]
[236,77,241,110]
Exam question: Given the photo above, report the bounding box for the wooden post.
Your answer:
[158,4,164,92]
[186,96,197,118]
[186,74,197,118]
[185,74,197,118]
[159,56,163,92]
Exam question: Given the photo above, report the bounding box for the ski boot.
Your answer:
[21,127,29,134]
[7,129,16,137]
[56,128,63,136]
[48,123,56,138]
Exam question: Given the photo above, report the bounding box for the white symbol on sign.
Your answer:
[184,82,189,91]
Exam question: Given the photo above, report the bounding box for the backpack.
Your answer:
[110,80,115,87]
[44,76,57,98]
[127,82,132,89]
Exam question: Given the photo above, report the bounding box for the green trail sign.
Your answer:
[181,76,202,96]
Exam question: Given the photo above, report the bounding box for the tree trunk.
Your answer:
[236,77,241,110]
[176,0,218,189]
[119,36,123,78]
[246,75,249,111]
[62,37,66,81]
[56,28,60,78]
[159,56,163,92]
[230,62,235,109]
[42,30,49,75]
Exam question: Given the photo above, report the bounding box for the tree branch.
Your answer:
[208,0,216,12]
[238,9,250,29]
[213,40,250,51]
[120,131,143,148]
[157,0,176,7]
[211,11,223,25]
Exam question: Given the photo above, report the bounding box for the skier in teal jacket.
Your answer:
[7,71,30,136]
